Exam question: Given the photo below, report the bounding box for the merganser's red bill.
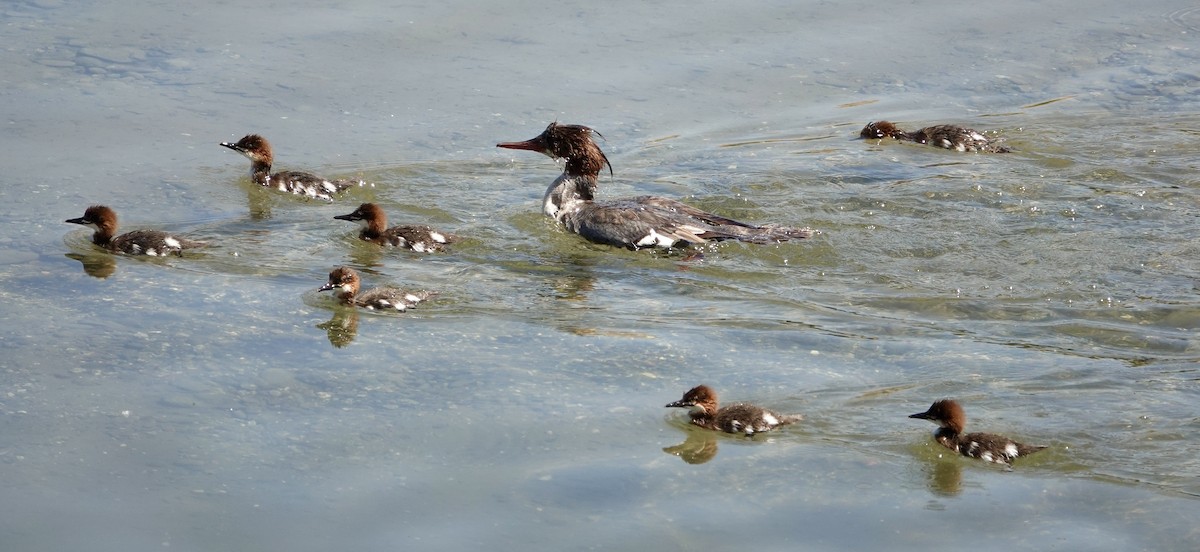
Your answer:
[496,137,547,152]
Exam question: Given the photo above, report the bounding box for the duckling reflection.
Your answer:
[344,240,386,270]
[922,457,964,497]
[662,430,720,464]
[66,252,117,279]
[317,309,359,348]
[244,185,273,221]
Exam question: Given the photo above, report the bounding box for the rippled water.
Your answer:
[2,0,1199,550]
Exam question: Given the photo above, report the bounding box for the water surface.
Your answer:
[2,0,1199,550]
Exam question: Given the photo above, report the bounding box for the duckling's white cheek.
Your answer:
[163,237,181,249]
[430,232,447,243]
[762,413,779,426]
[1004,443,1019,458]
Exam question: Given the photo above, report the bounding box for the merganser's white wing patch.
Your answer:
[635,229,677,248]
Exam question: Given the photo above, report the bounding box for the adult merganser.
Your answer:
[497,122,813,249]
[317,266,434,311]
[334,203,455,252]
[909,399,1046,465]
[860,121,1011,152]
[666,385,802,435]
[220,134,369,201]
[65,205,206,256]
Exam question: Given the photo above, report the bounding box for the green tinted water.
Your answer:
[1,0,1198,550]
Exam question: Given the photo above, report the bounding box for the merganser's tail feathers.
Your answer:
[779,413,804,425]
[635,196,814,243]
[330,178,369,191]
[747,224,815,243]
[177,238,209,250]
[408,290,438,302]
[636,197,760,229]
[1019,443,1048,456]
[698,224,814,244]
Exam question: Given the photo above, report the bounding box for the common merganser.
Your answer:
[909,399,1046,465]
[498,122,814,249]
[65,205,206,256]
[317,266,434,311]
[220,134,369,201]
[860,121,1011,152]
[666,385,801,435]
[334,203,455,252]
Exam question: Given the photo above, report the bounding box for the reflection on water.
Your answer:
[316,309,359,348]
[662,430,720,464]
[922,457,966,498]
[5,0,1200,550]
[65,252,117,279]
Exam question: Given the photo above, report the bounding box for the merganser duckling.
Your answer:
[860,121,1011,152]
[220,134,369,201]
[497,122,813,249]
[666,385,802,435]
[65,205,206,256]
[909,399,1046,465]
[317,266,434,311]
[334,203,455,252]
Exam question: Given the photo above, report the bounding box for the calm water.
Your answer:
[2,0,1199,550]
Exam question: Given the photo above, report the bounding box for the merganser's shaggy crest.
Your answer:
[334,203,455,252]
[666,385,801,435]
[860,121,1011,152]
[220,134,369,201]
[909,399,1046,465]
[66,205,206,256]
[498,122,813,249]
[317,266,434,311]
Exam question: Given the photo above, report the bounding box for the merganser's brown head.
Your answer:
[498,122,613,177]
[66,205,119,235]
[318,266,362,296]
[666,385,720,415]
[909,399,967,434]
[334,203,385,227]
[860,120,907,140]
[220,134,274,164]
